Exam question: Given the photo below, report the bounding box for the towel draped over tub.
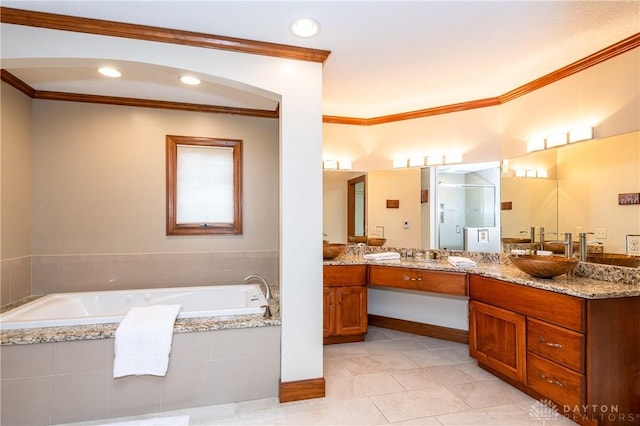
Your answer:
[113,304,182,378]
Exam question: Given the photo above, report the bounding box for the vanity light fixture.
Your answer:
[526,170,538,178]
[98,67,121,78]
[537,169,548,178]
[322,159,352,170]
[426,156,443,166]
[393,158,408,168]
[180,75,201,86]
[569,125,593,143]
[291,17,320,38]
[409,156,425,167]
[515,169,526,178]
[526,137,545,152]
[322,160,338,170]
[338,160,352,170]
[444,153,463,164]
[546,132,568,148]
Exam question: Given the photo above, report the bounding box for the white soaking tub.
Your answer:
[0,284,268,330]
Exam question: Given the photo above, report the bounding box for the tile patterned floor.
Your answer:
[73,327,578,425]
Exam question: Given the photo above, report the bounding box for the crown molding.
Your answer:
[1,70,279,118]
[0,6,331,63]
[2,6,636,125]
[324,32,640,125]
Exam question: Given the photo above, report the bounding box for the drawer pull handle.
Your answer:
[538,371,564,387]
[403,276,422,281]
[537,335,563,348]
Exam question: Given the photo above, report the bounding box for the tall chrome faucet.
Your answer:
[244,275,272,300]
[244,275,273,318]
[563,232,574,258]
[579,232,594,262]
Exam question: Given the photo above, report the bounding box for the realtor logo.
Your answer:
[529,399,561,423]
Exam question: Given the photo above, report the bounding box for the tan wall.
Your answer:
[31,100,279,255]
[1,83,33,303]
[367,168,422,248]
[1,83,32,260]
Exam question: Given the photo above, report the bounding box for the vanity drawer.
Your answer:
[527,352,584,409]
[469,275,585,332]
[527,318,584,373]
[323,265,368,286]
[368,266,467,296]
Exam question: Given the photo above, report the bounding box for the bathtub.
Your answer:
[0,284,268,330]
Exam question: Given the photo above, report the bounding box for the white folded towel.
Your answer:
[364,252,401,261]
[447,256,477,268]
[113,304,181,378]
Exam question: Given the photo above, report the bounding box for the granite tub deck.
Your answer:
[1,288,281,345]
[325,253,640,299]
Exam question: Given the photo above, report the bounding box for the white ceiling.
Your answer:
[2,1,639,118]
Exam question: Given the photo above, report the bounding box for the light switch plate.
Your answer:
[595,228,607,239]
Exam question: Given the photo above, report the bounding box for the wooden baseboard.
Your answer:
[368,314,469,344]
[323,334,365,345]
[279,377,325,403]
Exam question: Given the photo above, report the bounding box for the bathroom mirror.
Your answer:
[322,130,639,258]
[500,130,640,256]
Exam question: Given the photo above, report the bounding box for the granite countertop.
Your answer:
[325,253,640,299]
[1,292,281,346]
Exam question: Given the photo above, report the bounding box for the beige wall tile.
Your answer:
[0,343,51,379]
[50,371,109,424]
[160,361,214,411]
[51,339,111,374]
[107,375,163,418]
[0,377,50,426]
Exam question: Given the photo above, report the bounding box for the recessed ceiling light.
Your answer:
[180,75,201,86]
[291,17,320,38]
[97,67,121,78]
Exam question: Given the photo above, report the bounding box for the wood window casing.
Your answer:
[166,135,242,235]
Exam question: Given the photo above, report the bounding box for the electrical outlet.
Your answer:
[595,228,607,239]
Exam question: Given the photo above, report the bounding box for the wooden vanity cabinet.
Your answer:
[323,264,368,344]
[368,265,467,296]
[469,275,640,426]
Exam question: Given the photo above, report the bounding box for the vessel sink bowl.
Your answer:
[543,241,580,254]
[586,253,640,268]
[501,238,532,244]
[367,238,387,246]
[348,235,368,244]
[323,243,347,259]
[509,254,578,278]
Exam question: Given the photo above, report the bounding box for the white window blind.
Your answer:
[176,144,234,224]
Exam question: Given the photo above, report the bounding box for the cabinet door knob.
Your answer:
[537,335,563,348]
[538,371,564,387]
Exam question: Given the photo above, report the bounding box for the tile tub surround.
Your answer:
[29,250,279,295]
[0,256,32,305]
[0,324,281,425]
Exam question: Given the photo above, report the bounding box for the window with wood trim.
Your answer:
[166,135,242,235]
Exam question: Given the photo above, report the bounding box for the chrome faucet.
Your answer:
[563,232,574,258]
[540,227,557,251]
[244,274,272,300]
[579,232,594,262]
[244,275,273,318]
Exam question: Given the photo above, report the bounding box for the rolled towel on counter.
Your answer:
[363,252,401,261]
[447,256,477,268]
